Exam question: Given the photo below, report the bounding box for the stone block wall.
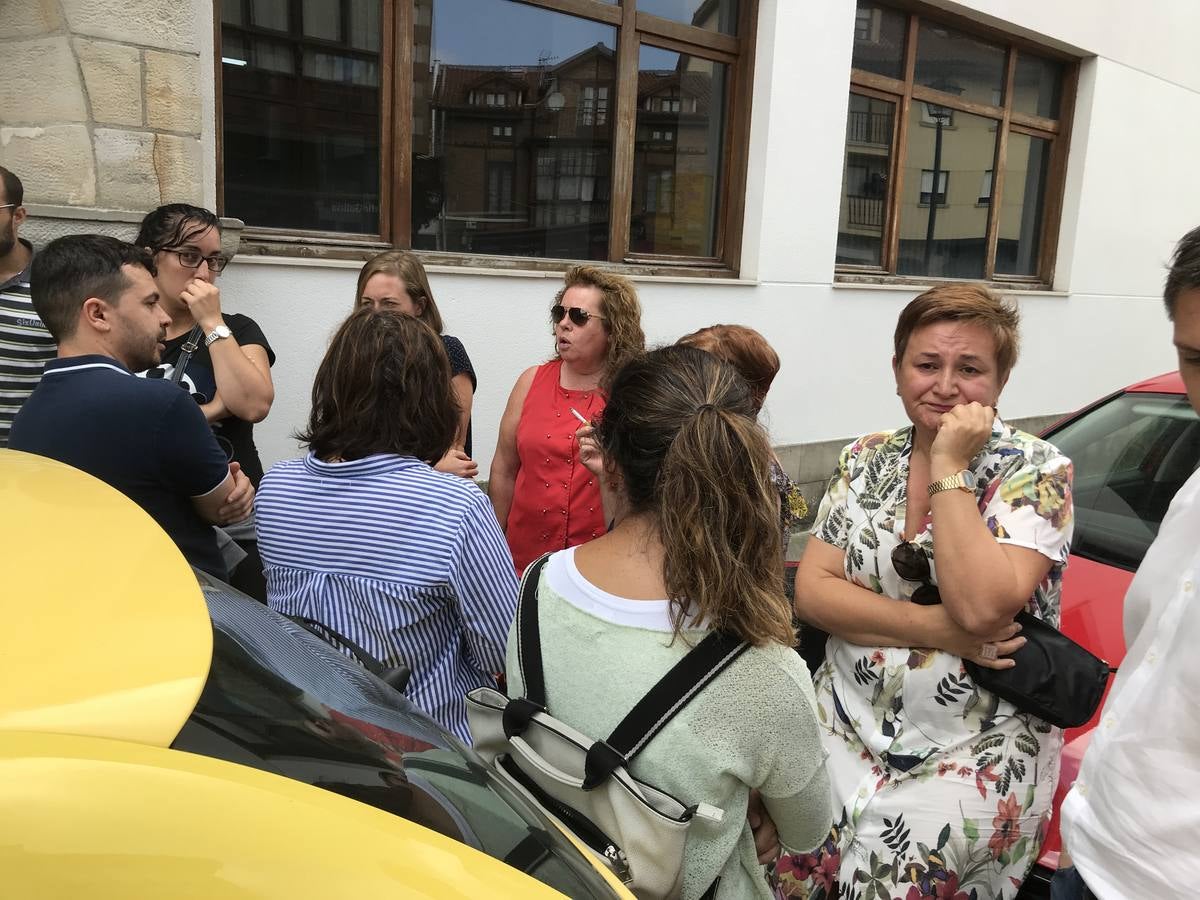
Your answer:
[0,0,206,213]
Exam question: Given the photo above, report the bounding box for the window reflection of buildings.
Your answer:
[423,43,615,258]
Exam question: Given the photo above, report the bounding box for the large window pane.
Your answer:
[896,104,997,278]
[851,1,906,80]
[418,0,616,259]
[222,0,381,233]
[637,0,738,35]
[1013,52,1063,119]
[631,45,727,257]
[915,22,1004,108]
[837,93,894,267]
[995,132,1051,276]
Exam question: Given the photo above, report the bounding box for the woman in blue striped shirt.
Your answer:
[256,308,518,742]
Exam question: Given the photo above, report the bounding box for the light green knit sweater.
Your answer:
[505,549,832,900]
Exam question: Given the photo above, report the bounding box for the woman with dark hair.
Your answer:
[135,203,275,597]
[356,250,477,479]
[778,285,1074,899]
[255,308,517,742]
[135,203,275,483]
[489,264,645,574]
[506,344,832,899]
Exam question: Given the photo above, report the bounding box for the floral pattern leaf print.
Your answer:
[778,419,1073,900]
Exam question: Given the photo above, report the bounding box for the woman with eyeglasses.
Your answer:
[488,264,644,574]
[356,250,477,479]
[135,203,275,597]
[776,285,1073,900]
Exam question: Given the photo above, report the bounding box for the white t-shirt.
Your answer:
[1060,466,1200,899]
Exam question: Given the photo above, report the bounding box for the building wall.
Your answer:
[3,0,1192,484]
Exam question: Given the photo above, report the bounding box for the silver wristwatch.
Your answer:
[205,324,233,347]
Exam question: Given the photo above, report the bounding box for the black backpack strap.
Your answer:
[582,630,748,789]
[515,552,554,707]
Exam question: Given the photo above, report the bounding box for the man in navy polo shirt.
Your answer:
[10,234,253,578]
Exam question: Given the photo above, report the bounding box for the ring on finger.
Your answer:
[979,643,998,661]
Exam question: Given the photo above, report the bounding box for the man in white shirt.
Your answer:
[1053,227,1200,899]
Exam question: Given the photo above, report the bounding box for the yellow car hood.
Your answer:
[0,450,212,747]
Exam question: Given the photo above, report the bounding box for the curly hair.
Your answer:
[297,308,458,463]
[596,344,794,647]
[552,265,645,379]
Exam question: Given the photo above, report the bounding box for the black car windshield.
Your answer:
[1046,391,1200,570]
[173,577,617,899]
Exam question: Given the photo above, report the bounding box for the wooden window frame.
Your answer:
[214,0,758,277]
[835,1,1078,289]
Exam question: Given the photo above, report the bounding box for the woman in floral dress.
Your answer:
[778,284,1074,900]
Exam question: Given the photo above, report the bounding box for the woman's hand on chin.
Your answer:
[930,401,994,472]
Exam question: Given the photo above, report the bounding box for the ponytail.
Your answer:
[657,406,794,647]
[597,344,795,648]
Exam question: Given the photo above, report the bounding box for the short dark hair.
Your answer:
[30,235,156,341]
[297,307,458,463]
[0,166,23,207]
[1165,226,1200,321]
[135,203,221,252]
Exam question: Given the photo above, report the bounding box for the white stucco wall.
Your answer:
[221,0,1192,475]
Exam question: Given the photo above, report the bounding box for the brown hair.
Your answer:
[894,284,1021,380]
[1166,226,1200,321]
[297,307,458,463]
[553,265,645,377]
[677,324,780,413]
[596,344,794,647]
[355,250,444,334]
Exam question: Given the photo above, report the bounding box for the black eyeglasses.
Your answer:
[162,247,229,273]
[891,541,941,606]
[552,304,605,326]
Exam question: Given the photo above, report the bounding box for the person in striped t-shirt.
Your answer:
[256,308,518,742]
[0,167,55,445]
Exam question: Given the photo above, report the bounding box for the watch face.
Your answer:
[215,325,232,338]
[961,470,977,489]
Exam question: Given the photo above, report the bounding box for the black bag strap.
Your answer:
[171,325,205,386]
[513,551,749,788]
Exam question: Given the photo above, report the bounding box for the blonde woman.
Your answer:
[357,250,477,478]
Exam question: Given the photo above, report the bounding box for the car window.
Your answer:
[1046,391,1200,570]
[174,579,618,899]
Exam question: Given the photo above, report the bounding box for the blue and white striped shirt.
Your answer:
[256,452,518,742]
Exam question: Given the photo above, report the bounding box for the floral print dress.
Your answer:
[776,419,1073,900]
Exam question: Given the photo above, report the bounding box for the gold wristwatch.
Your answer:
[928,469,977,497]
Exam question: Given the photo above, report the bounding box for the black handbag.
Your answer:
[965,609,1115,728]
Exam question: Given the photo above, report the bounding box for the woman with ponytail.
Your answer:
[503,344,831,899]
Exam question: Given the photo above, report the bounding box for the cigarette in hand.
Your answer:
[569,407,590,426]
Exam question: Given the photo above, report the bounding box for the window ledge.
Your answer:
[833,274,1066,296]
[234,234,755,284]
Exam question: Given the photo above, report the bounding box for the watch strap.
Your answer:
[205,325,231,347]
[928,471,970,497]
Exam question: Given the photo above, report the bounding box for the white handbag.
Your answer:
[467,553,746,899]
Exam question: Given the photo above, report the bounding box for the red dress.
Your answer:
[506,360,606,574]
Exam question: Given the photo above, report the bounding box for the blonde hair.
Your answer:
[553,265,645,377]
[894,284,1020,380]
[356,250,444,333]
[596,345,795,647]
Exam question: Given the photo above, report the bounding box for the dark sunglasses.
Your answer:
[891,541,942,606]
[552,304,606,326]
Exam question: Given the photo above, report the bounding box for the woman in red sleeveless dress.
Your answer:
[488,265,644,574]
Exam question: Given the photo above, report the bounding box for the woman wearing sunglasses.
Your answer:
[356,250,477,479]
[135,203,275,597]
[488,264,644,574]
[778,285,1073,900]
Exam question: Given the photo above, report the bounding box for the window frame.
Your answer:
[835,1,1078,288]
[214,0,759,277]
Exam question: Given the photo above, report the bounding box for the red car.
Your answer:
[1019,370,1198,896]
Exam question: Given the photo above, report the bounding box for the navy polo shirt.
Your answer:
[10,354,232,578]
